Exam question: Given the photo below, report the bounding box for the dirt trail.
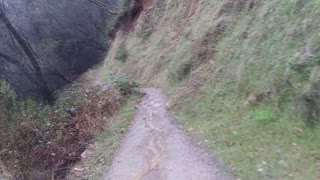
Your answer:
[102,88,232,180]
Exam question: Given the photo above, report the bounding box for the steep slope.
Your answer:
[101,0,320,179]
[0,0,117,98]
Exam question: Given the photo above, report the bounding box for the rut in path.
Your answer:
[102,88,232,180]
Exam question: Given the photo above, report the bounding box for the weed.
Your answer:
[252,105,275,126]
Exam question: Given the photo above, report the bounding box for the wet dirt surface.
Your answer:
[102,88,232,180]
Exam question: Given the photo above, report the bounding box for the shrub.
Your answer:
[137,28,153,41]
[0,81,52,178]
[109,73,138,95]
[115,43,129,62]
[294,66,320,127]
[168,61,193,83]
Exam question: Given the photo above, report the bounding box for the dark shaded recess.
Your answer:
[108,0,144,38]
[0,0,118,100]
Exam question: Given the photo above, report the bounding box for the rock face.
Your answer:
[0,0,118,99]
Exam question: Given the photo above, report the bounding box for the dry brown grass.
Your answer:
[0,78,128,179]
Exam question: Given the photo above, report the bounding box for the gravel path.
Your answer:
[102,88,232,180]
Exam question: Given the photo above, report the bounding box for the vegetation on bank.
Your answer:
[102,0,320,179]
[0,0,139,178]
[67,92,143,179]
[0,73,137,179]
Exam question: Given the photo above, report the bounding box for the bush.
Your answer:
[109,73,138,95]
[115,43,129,62]
[0,81,52,178]
[168,61,193,83]
[137,28,153,41]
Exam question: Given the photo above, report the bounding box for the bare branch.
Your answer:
[51,71,73,83]
[81,41,107,51]
[88,0,118,15]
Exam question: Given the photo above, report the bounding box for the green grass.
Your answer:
[252,105,276,126]
[102,0,320,179]
[167,2,320,178]
[68,92,143,179]
[175,83,320,179]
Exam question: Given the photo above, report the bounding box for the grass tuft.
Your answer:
[252,105,276,126]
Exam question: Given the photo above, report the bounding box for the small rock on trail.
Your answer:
[102,88,232,180]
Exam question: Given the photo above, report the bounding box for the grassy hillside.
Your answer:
[102,0,320,179]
